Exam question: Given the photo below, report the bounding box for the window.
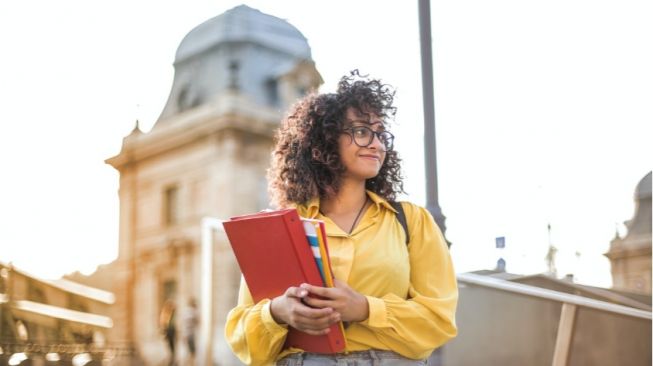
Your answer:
[266,79,280,107]
[164,186,180,226]
[27,280,46,303]
[67,293,88,313]
[177,87,189,111]
[163,280,176,300]
[1,312,13,340]
[160,279,177,311]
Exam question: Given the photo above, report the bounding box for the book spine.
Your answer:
[283,211,324,287]
[285,216,346,353]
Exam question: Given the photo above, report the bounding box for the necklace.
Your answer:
[319,197,369,234]
[348,197,369,234]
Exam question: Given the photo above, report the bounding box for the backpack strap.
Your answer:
[390,201,409,245]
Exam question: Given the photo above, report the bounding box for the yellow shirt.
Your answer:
[225,191,458,365]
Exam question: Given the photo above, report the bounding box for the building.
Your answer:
[104,5,322,365]
[0,261,117,364]
[604,171,652,295]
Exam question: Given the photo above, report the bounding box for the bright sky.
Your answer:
[0,1,650,288]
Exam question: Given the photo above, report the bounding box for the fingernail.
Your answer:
[300,290,307,296]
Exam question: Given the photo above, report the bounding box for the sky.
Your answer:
[0,0,651,288]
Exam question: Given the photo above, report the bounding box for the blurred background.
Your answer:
[0,1,650,365]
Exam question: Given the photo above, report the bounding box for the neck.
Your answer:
[320,179,367,216]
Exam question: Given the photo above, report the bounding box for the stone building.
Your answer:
[604,171,652,295]
[1,261,117,364]
[104,5,322,364]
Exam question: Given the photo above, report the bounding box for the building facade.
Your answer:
[604,171,652,295]
[1,261,117,364]
[105,5,322,365]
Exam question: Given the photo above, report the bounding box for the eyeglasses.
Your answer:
[341,126,395,151]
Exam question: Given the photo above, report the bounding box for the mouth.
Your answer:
[359,154,380,161]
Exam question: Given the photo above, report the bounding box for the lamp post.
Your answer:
[418,0,450,246]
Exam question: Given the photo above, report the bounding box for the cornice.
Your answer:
[106,92,281,171]
[604,244,652,260]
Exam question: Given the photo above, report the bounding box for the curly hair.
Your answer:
[268,70,404,208]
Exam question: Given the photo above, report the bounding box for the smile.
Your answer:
[359,154,380,161]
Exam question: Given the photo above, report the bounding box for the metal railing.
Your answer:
[457,272,652,366]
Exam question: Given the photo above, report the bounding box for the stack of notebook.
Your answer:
[222,208,346,353]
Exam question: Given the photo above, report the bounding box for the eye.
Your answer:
[353,127,371,138]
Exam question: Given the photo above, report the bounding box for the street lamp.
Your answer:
[418,0,450,247]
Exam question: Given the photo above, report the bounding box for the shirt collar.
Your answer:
[367,190,398,213]
[300,197,321,219]
[298,190,396,218]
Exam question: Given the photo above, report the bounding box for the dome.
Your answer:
[635,171,652,200]
[175,5,311,63]
[154,4,321,124]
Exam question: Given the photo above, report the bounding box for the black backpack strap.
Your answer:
[390,201,409,245]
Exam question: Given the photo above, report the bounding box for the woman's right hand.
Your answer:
[270,286,341,335]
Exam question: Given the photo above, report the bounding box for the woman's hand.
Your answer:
[270,286,341,335]
[300,279,369,323]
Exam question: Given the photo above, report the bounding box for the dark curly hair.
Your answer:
[268,71,405,208]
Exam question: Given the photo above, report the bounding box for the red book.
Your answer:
[223,208,346,353]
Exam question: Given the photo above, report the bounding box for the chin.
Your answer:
[346,170,379,181]
[360,170,381,180]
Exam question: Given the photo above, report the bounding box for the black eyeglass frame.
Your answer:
[341,126,395,151]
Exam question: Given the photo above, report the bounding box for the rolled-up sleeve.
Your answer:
[225,278,289,365]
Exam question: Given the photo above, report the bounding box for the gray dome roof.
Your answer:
[175,5,311,63]
[635,171,651,200]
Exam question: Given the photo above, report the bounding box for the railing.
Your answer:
[0,342,135,365]
[457,272,652,366]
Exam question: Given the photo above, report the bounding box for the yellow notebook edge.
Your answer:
[313,221,334,288]
[312,221,347,347]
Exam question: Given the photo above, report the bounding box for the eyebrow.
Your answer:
[347,119,386,130]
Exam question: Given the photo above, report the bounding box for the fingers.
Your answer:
[271,287,313,325]
[294,301,333,317]
[284,286,308,299]
[302,296,333,309]
[291,310,341,332]
[288,300,340,330]
[300,283,336,298]
[280,285,342,333]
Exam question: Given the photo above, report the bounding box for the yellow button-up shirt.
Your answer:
[225,191,458,365]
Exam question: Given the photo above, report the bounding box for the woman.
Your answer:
[225,71,458,365]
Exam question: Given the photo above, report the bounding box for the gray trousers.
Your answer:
[276,350,427,366]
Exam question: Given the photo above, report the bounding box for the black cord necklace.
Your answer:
[348,198,369,234]
[320,197,369,234]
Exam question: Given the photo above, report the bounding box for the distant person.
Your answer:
[225,71,458,364]
[159,299,177,366]
[183,298,199,361]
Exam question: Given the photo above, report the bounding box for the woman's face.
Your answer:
[338,107,388,181]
